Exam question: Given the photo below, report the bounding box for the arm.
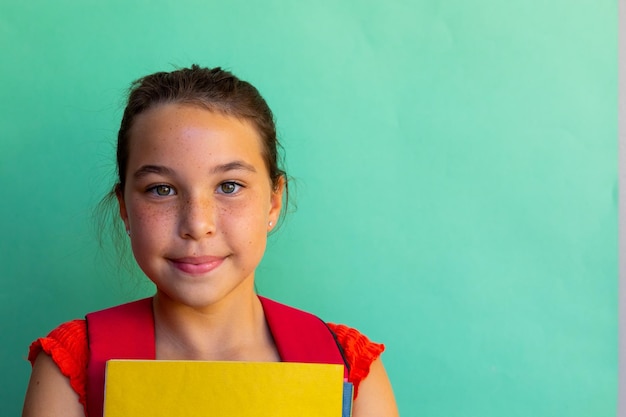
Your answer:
[22,352,84,417]
[351,358,399,417]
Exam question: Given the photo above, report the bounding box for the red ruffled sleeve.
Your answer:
[28,319,89,413]
[327,323,385,398]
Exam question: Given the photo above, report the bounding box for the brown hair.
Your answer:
[116,64,286,194]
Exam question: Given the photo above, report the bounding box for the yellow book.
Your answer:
[104,360,345,417]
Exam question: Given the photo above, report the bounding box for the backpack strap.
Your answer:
[86,298,155,417]
[259,296,349,378]
[86,296,347,417]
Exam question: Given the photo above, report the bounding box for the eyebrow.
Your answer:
[132,161,257,180]
[211,161,257,174]
[133,165,175,180]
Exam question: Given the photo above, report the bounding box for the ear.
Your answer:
[115,186,130,231]
[268,176,285,231]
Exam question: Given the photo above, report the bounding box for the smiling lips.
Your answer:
[169,256,225,274]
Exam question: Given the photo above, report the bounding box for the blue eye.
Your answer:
[149,185,175,196]
[218,182,241,194]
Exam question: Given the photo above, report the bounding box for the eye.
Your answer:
[148,185,175,196]
[218,182,242,194]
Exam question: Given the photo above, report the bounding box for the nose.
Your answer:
[178,193,216,239]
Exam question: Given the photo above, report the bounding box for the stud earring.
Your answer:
[126,229,131,236]
[268,221,273,227]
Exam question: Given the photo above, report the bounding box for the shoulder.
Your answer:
[28,319,89,409]
[327,323,385,398]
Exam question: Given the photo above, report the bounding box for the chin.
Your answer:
[159,283,253,310]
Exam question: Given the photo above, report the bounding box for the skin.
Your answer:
[22,104,399,416]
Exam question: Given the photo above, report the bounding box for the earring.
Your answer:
[126,229,131,236]
[268,221,273,227]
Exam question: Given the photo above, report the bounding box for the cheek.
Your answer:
[129,202,167,226]
[127,202,176,243]
[218,197,269,237]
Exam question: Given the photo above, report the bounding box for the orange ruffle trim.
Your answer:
[28,320,89,414]
[327,323,385,396]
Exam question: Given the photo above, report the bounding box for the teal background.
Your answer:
[0,1,617,416]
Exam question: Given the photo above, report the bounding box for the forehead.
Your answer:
[126,103,267,172]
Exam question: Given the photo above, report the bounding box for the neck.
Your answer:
[152,290,279,362]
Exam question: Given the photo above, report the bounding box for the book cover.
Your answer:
[104,360,345,417]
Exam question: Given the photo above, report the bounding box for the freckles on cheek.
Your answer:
[219,197,268,240]
[130,203,174,229]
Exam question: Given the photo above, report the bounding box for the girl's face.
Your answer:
[117,103,283,309]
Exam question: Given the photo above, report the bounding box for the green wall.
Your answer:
[1,1,616,415]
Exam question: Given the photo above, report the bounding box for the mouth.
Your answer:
[168,256,225,275]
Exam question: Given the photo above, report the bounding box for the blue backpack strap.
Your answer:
[86,297,155,417]
[85,296,347,416]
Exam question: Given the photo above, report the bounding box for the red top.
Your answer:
[29,319,384,416]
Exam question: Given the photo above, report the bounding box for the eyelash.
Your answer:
[147,184,176,196]
[217,181,243,195]
[145,182,243,197]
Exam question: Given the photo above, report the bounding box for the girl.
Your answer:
[22,65,399,417]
